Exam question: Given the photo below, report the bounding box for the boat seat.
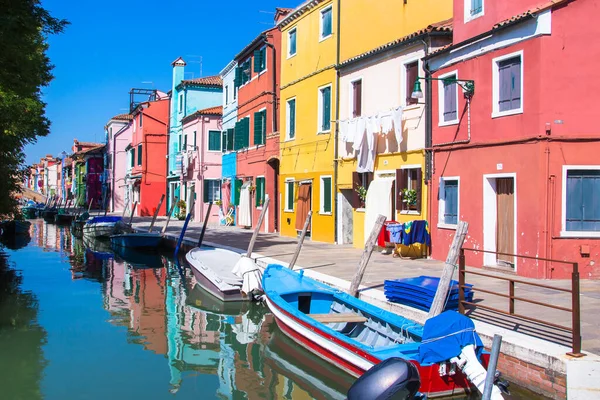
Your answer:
[309,313,367,324]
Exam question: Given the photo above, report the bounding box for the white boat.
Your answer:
[82,216,128,239]
[185,247,251,302]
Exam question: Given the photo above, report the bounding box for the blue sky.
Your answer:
[25,0,299,164]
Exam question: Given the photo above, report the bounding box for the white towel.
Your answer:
[340,120,350,142]
[353,118,367,151]
[380,112,394,134]
[364,177,394,245]
[392,107,404,144]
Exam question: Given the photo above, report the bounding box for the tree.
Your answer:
[0,0,68,218]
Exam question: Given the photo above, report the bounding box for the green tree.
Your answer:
[0,0,68,218]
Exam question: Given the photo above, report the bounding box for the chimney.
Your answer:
[274,8,292,24]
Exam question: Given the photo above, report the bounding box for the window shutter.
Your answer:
[323,9,332,37]
[222,131,227,152]
[323,177,331,213]
[289,100,296,137]
[471,0,483,15]
[498,61,512,112]
[234,121,242,150]
[203,179,209,203]
[322,87,331,131]
[352,171,361,208]
[511,60,521,109]
[290,30,296,55]
[137,144,142,165]
[253,49,262,73]
[416,168,423,213]
[234,67,242,88]
[444,79,457,121]
[253,111,263,146]
[234,179,243,206]
[353,80,362,118]
[227,128,234,151]
[395,169,405,211]
[245,117,250,148]
[406,62,418,105]
[287,182,294,210]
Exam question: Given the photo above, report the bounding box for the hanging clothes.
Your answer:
[352,118,367,151]
[340,120,350,142]
[402,220,431,246]
[238,182,252,227]
[392,107,404,144]
[386,223,404,244]
[295,183,312,231]
[380,111,394,134]
[364,177,394,245]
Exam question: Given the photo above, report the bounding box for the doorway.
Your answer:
[267,158,280,233]
[483,174,517,270]
[296,182,312,236]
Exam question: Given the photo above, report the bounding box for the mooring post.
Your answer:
[162,197,179,234]
[174,195,196,257]
[87,198,94,214]
[148,194,165,233]
[121,199,129,218]
[246,196,270,258]
[197,202,214,248]
[128,201,138,226]
[482,334,502,400]
[458,248,466,315]
[428,221,469,318]
[289,210,312,270]
[349,214,386,297]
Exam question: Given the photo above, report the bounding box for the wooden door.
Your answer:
[496,178,515,267]
[296,184,312,232]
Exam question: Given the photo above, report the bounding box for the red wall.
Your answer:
[236,28,281,233]
[430,1,600,279]
[132,99,169,216]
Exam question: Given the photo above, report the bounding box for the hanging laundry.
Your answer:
[352,118,367,151]
[392,107,404,144]
[364,177,394,245]
[386,223,404,245]
[380,111,394,134]
[340,120,350,142]
[402,220,431,246]
[368,115,381,136]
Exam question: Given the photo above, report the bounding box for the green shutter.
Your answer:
[323,177,331,213]
[289,100,296,138]
[222,131,227,152]
[234,67,242,87]
[203,179,209,203]
[322,87,331,131]
[137,144,142,165]
[234,121,242,150]
[234,179,243,206]
[208,131,220,151]
[262,110,267,142]
[253,111,264,146]
[287,182,294,210]
[244,117,250,148]
[227,128,234,151]
[253,49,262,73]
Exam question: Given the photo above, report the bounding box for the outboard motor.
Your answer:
[347,358,422,400]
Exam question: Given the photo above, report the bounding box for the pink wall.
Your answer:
[112,124,132,212]
[182,113,223,224]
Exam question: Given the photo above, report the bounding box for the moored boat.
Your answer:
[82,216,127,239]
[42,209,58,223]
[22,206,38,219]
[110,232,162,249]
[0,220,31,236]
[262,265,499,399]
[55,212,75,225]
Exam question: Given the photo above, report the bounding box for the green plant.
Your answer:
[402,188,417,207]
[355,185,367,202]
[176,200,186,220]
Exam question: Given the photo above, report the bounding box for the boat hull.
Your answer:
[0,221,31,236]
[189,267,246,302]
[22,207,38,219]
[55,214,75,225]
[42,210,57,223]
[83,223,120,239]
[110,232,162,249]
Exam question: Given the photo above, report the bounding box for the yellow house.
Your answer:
[336,1,453,252]
[278,0,338,243]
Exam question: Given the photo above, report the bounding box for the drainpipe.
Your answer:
[263,37,278,133]
[333,0,341,244]
[544,145,550,279]
[199,117,206,223]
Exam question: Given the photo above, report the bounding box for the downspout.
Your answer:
[421,38,433,256]
[333,0,341,243]
[263,37,278,132]
[544,145,550,279]
[166,94,172,212]
[200,117,206,222]
[112,131,117,212]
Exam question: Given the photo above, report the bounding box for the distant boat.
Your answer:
[110,232,163,249]
[262,265,493,398]
[83,216,127,239]
[42,209,58,223]
[22,206,38,219]
[55,212,76,225]
[0,220,31,236]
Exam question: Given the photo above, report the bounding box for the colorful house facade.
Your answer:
[105,113,132,212]
[127,95,169,216]
[428,0,600,279]
[220,60,238,224]
[180,106,223,224]
[167,58,223,212]
[232,10,288,233]
[71,142,105,208]
[278,0,337,243]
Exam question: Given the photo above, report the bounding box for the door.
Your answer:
[295,183,312,232]
[496,178,515,267]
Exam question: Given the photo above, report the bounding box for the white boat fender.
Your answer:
[450,344,504,400]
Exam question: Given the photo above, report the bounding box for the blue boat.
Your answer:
[83,216,128,239]
[110,232,163,249]
[262,265,498,398]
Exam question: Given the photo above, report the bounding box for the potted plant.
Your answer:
[248,184,255,194]
[355,184,367,208]
[214,199,222,206]
[176,200,187,220]
[401,188,418,210]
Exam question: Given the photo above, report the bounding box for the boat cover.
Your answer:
[86,216,122,225]
[418,311,483,364]
[384,276,474,311]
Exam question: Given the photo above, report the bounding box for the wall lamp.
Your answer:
[411,76,475,100]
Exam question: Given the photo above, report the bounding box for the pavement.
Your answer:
[129,215,600,355]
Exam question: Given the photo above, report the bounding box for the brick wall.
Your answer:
[498,353,566,399]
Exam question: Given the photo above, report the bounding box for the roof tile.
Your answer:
[179,75,223,88]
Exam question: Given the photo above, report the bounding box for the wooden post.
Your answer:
[246,195,270,258]
[87,198,94,214]
[148,194,165,233]
[349,214,386,297]
[128,201,138,225]
[121,198,129,218]
[197,202,213,248]
[162,197,179,234]
[428,221,469,318]
[289,211,312,270]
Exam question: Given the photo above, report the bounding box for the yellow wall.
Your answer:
[339,0,453,62]
[279,0,337,243]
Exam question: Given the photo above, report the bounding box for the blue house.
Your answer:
[167,57,223,211]
[219,60,239,224]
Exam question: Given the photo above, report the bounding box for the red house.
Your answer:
[427,0,600,279]
[128,95,169,216]
[230,8,290,233]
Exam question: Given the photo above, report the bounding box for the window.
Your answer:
[235,59,252,88]
[285,179,295,212]
[396,167,422,213]
[405,61,419,106]
[288,28,297,57]
[351,79,362,118]
[466,0,484,20]
[255,176,266,207]
[286,98,296,140]
[439,178,459,227]
[320,6,332,40]
[563,168,600,235]
[183,133,188,151]
[193,130,197,148]
[352,172,373,208]
[318,85,332,132]
[225,85,229,105]
[320,176,332,214]
[208,130,221,151]
[203,179,221,203]
[137,144,142,166]
[254,47,266,73]
[254,110,267,146]
[493,53,522,116]
[109,127,113,140]
[227,128,234,151]
[139,112,143,128]
[439,72,458,125]
[129,148,135,169]
[222,131,227,152]
[234,117,250,150]
[178,93,184,113]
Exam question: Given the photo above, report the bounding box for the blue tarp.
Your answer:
[86,216,122,225]
[384,276,473,311]
[418,311,483,364]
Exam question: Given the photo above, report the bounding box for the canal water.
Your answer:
[0,220,545,399]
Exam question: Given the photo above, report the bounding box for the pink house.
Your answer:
[181,106,223,224]
[107,115,133,213]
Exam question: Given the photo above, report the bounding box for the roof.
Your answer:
[72,144,105,159]
[338,19,453,68]
[277,0,329,29]
[110,113,132,122]
[178,75,223,88]
[181,106,223,125]
[234,27,277,61]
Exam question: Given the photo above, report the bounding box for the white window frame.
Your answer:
[287,27,297,59]
[492,50,524,118]
[464,0,484,22]
[286,97,296,141]
[438,176,460,230]
[438,70,460,127]
[319,175,332,215]
[319,5,333,42]
[348,77,363,118]
[256,175,265,210]
[398,164,422,215]
[561,165,600,238]
[178,93,184,114]
[207,130,222,153]
[284,178,295,212]
[257,46,268,76]
[317,84,332,134]
[400,57,421,108]
[224,85,229,105]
